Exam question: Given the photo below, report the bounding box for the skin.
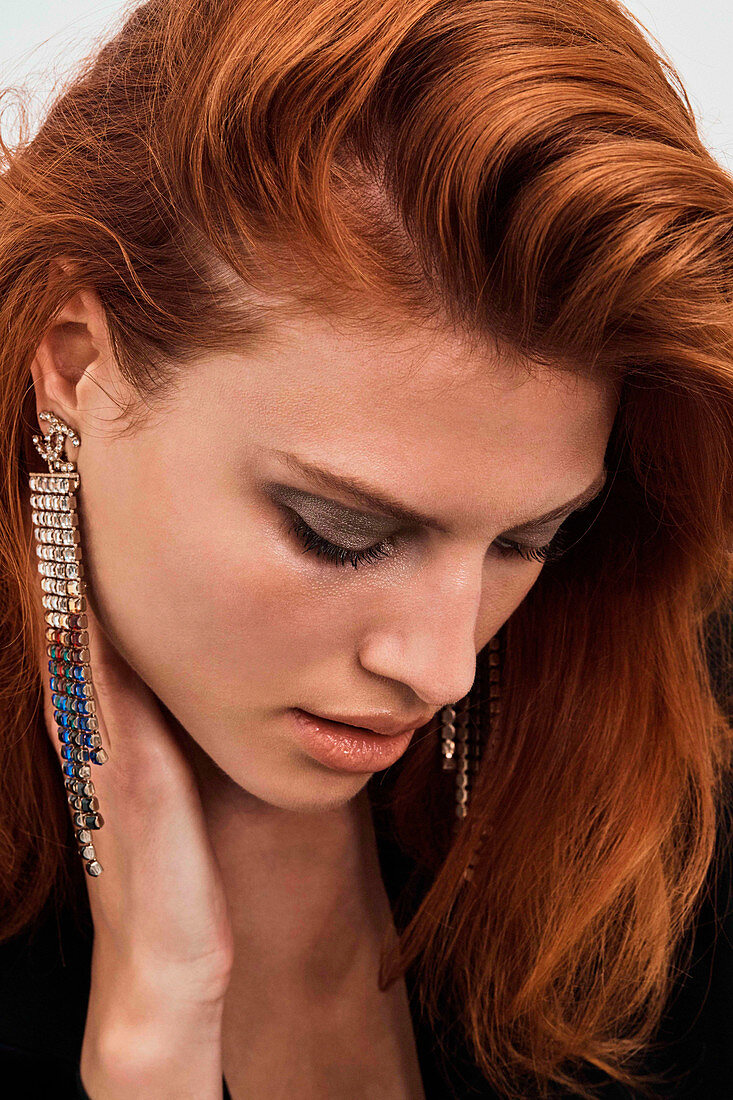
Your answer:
[29,268,619,1096]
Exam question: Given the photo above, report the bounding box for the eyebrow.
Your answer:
[268,448,609,536]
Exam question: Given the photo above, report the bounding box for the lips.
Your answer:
[296,708,432,738]
[289,708,418,773]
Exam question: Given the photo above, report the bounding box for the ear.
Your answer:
[29,257,113,426]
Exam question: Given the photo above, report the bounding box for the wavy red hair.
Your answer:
[0,1,732,1096]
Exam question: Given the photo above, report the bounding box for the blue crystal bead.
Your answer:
[60,745,89,762]
[51,693,90,716]
[53,679,85,697]
[53,709,96,737]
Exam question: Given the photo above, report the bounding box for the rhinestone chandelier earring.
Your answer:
[29,410,107,878]
[440,631,503,874]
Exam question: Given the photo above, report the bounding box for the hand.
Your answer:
[38,599,234,1095]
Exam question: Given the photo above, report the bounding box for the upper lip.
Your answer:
[298,708,435,737]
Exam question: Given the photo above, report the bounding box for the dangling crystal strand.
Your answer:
[29,457,106,878]
[462,633,502,884]
[467,697,482,783]
[441,703,457,770]
[454,696,470,825]
[485,635,502,766]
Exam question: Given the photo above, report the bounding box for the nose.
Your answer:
[357,548,484,709]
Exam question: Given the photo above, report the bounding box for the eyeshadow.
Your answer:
[268,484,398,542]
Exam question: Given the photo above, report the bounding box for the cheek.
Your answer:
[82,476,351,710]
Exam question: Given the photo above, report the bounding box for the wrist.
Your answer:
[80,1013,224,1100]
[81,973,225,1099]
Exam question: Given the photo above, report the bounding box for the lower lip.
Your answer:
[289,708,415,773]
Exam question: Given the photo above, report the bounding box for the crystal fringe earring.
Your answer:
[30,410,107,877]
[440,631,503,875]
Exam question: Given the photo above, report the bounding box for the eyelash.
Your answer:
[284,512,571,570]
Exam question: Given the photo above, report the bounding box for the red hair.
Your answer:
[0,1,731,1096]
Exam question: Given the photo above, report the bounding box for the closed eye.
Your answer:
[281,509,571,571]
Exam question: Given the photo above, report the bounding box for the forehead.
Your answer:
[183,307,619,530]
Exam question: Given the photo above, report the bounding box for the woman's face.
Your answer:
[33,298,618,812]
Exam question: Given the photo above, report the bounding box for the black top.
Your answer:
[1,797,733,1100]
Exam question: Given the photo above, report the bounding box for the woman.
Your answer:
[0,0,731,1096]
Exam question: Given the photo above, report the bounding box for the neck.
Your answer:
[181,726,396,999]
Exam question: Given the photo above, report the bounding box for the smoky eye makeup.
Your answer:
[265,483,400,549]
[262,466,607,574]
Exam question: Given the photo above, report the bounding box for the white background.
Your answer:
[0,0,730,167]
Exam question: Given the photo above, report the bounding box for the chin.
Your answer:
[167,705,371,814]
[226,761,371,815]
